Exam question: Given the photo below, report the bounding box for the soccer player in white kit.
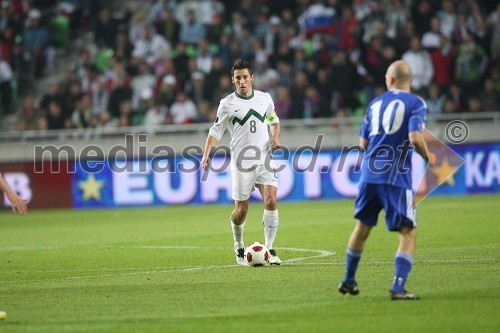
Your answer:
[201,59,282,266]
[0,172,27,319]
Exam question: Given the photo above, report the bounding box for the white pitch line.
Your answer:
[66,246,336,280]
[0,246,336,282]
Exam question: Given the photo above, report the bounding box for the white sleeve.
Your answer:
[208,100,229,141]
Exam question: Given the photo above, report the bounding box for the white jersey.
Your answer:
[209,90,279,168]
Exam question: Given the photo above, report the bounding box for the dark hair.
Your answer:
[231,59,253,76]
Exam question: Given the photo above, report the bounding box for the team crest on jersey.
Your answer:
[214,116,219,123]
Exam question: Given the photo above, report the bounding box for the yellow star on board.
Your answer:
[431,157,457,186]
[79,175,105,201]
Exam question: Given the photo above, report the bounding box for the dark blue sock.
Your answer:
[343,248,363,285]
[391,252,414,293]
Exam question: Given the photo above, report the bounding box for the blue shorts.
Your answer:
[354,183,417,231]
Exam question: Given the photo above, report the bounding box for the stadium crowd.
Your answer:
[1,0,499,132]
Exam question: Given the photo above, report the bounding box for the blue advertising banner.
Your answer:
[72,143,499,208]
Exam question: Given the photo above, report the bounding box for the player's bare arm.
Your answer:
[409,130,436,166]
[359,137,368,151]
[270,122,281,151]
[201,135,218,171]
[0,174,28,215]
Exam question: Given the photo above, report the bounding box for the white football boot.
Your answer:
[234,245,248,266]
[268,249,281,265]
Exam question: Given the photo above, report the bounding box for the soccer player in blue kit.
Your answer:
[338,60,435,300]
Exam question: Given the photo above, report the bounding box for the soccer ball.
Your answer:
[244,242,270,266]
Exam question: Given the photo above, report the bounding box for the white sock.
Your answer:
[263,209,279,249]
[231,219,245,249]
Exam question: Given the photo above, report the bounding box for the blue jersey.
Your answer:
[359,89,427,189]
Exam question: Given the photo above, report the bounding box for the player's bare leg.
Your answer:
[339,221,372,295]
[391,226,419,300]
[257,184,281,265]
[231,199,249,266]
[347,221,372,251]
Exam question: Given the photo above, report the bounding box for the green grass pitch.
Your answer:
[0,195,498,333]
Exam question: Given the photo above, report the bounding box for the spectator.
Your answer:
[40,82,63,111]
[384,0,408,39]
[487,4,500,62]
[239,24,257,60]
[426,84,446,114]
[36,115,49,131]
[23,9,49,76]
[71,94,92,128]
[129,11,148,47]
[158,74,177,108]
[303,86,320,119]
[94,7,116,48]
[196,99,213,123]
[272,41,294,70]
[452,13,469,43]
[229,10,245,40]
[0,26,15,62]
[275,85,292,119]
[62,80,83,117]
[265,16,283,58]
[339,5,359,51]
[412,0,433,36]
[472,16,491,54]
[211,75,232,105]
[289,70,308,119]
[422,17,442,49]
[443,98,457,113]
[59,69,76,96]
[144,99,167,129]
[187,71,205,105]
[113,30,134,62]
[118,100,133,127]
[203,55,225,100]
[108,76,132,119]
[438,0,457,38]
[364,37,385,85]
[133,24,171,67]
[254,11,270,44]
[131,60,155,110]
[47,101,66,130]
[179,10,206,45]
[99,112,115,130]
[448,83,465,112]
[467,96,482,113]
[92,78,110,116]
[169,91,197,124]
[0,1,12,33]
[0,57,13,114]
[331,51,359,113]
[402,36,434,95]
[479,78,500,111]
[353,0,375,22]
[134,87,153,125]
[196,39,214,74]
[251,58,275,91]
[172,42,189,82]
[455,33,488,96]
[18,95,39,130]
[316,68,333,118]
[431,34,455,90]
[157,6,180,46]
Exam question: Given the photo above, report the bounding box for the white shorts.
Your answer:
[231,163,278,201]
